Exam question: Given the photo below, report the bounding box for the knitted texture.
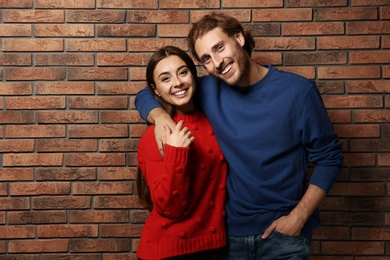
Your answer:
[137,110,228,259]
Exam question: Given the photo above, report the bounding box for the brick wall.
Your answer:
[0,0,389,259]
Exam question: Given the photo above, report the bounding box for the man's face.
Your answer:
[194,27,248,86]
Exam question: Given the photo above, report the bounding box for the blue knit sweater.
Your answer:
[135,65,343,240]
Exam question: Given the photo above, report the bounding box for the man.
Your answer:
[135,12,343,259]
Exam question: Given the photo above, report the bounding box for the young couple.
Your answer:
[136,12,343,260]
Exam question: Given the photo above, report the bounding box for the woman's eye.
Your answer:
[161,77,170,82]
[179,69,188,76]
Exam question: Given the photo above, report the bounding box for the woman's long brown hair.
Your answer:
[136,46,198,211]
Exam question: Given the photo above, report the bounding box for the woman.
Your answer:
[136,46,228,260]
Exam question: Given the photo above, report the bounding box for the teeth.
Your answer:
[173,90,186,96]
[221,64,231,75]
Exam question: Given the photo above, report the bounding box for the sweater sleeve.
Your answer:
[139,142,191,219]
[135,86,162,121]
[300,86,343,193]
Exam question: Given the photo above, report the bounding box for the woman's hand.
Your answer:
[164,120,195,147]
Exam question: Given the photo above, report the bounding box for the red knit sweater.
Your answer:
[136,110,228,259]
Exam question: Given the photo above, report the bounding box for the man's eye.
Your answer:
[217,45,224,52]
[202,57,210,64]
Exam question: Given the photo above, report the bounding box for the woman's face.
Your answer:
[153,55,196,114]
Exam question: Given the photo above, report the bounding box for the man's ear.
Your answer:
[235,31,245,47]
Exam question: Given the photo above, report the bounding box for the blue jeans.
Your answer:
[219,231,311,260]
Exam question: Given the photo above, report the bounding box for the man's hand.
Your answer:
[147,108,176,156]
[262,184,326,239]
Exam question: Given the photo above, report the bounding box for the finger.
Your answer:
[158,140,164,156]
[262,223,276,239]
[175,120,184,132]
[163,123,171,137]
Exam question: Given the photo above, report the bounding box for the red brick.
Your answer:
[327,110,351,123]
[68,125,128,138]
[255,37,315,51]
[94,195,142,209]
[38,224,98,238]
[73,182,132,195]
[191,10,251,23]
[347,80,389,93]
[284,52,347,65]
[333,124,380,137]
[378,154,390,166]
[35,0,95,8]
[99,139,139,152]
[351,139,390,152]
[66,39,126,52]
[4,10,64,22]
[0,197,30,210]
[3,153,63,167]
[5,97,66,109]
[315,7,377,21]
[312,226,350,240]
[98,167,137,180]
[0,111,35,123]
[0,53,31,66]
[286,0,348,7]
[0,226,35,239]
[329,182,385,196]
[68,68,128,81]
[223,0,282,7]
[35,53,94,66]
[70,239,130,253]
[318,66,380,79]
[130,210,149,223]
[33,196,91,210]
[354,110,390,123]
[96,82,144,95]
[352,0,390,6]
[0,168,33,181]
[70,210,129,223]
[322,95,382,108]
[2,39,64,51]
[97,53,150,66]
[97,0,156,8]
[8,211,67,224]
[68,96,128,109]
[350,51,390,64]
[343,152,376,166]
[129,69,146,81]
[6,68,66,81]
[100,224,143,237]
[322,241,384,255]
[161,0,219,8]
[0,139,34,152]
[127,38,188,52]
[35,24,94,37]
[6,125,65,138]
[347,21,390,34]
[0,82,32,95]
[35,82,94,95]
[42,255,100,260]
[65,153,126,167]
[253,52,282,65]
[66,10,126,23]
[0,24,32,36]
[10,182,70,196]
[100,111,143,124]
[43,110,87,124]
[253,8,312,21]
[37,139,97,152]
[36,168,96,181]
[352,168,390,181]
[283,22,344,36]
[38,111,98,124]
[277,66,316,79]
[127,10,188,23]
[318,36,380,49]
[97,24,155,37]
[381,6,390,19]
[0,0,32,8]
[130,125,147,138]
[9,240,69,253]
[157,24,192,37]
